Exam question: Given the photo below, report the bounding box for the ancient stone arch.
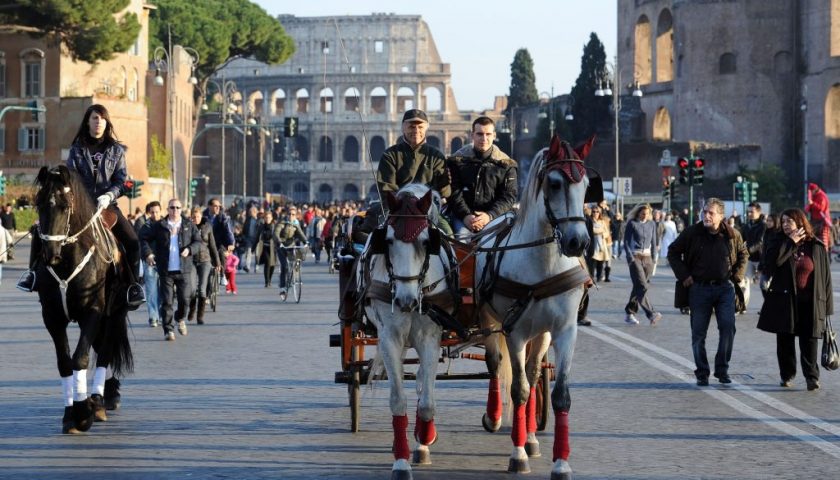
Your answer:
[450,136,464,154]
[318,183,333,203]
[396,86,415,113]
[343,183,360,201]
[369,135,386,162]
[319,135,333,162]
[271,88,286,116]
[653,107,671,141]
[370,86,387,114]
[422,86,441,112]
[295,88,309,114]
[344,87,360,112]
[832,0,840,56]
[248,90,264,118]
[635,15,652,85]
[343,135,359,162]
[319,87,334,113]
[826,84,840,139]
[656,9,673,83]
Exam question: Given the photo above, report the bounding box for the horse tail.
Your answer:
[104,307,134,378]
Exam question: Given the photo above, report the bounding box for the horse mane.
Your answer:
[35,165,98,233]
[514,147,549,228]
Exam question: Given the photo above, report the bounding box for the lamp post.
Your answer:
[153,27,199,200]
[594,55,643,212]
[538,88,556,138]
[243,115,257,198]
[202,77,238,206]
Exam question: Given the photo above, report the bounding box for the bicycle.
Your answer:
[280,245,307,303]
[207,267,220,312]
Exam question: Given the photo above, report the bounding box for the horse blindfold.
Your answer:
[368,226,441,256]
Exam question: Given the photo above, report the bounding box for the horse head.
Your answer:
[382,185,440,312]
[538,135,601,257]
[34,165,91,265]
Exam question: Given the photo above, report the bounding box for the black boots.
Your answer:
[604,266,611,282]
[196,299,206,325]
[188,297,198,322]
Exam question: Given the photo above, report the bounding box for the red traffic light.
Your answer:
[693,158,705,168]
[124,180,134,188]
[677,158,689,168]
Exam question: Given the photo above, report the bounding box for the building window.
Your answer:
[374,40,384,53]
[18,126,44,151]
[719,53,737,74]
[24,61,41,97]
[0,126,5,152]
[0,55,5,98]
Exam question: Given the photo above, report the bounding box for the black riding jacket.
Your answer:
[446,145,518,221]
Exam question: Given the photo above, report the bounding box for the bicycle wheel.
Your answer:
[293,261,302,303]
[209,271,218,312]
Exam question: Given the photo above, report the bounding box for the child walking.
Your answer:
[224,252,239,295]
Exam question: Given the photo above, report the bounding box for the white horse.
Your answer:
[476,135,597,479]
[361,184,458,480]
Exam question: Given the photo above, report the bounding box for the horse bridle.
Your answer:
[539,157,589,250]
[38,186,106,248]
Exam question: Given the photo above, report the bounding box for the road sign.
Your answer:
[613,177,632,196]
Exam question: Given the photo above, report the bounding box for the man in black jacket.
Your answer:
[140,199,202,341]
[447,116,517,237]
[740,202,766,311]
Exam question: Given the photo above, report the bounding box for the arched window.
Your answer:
[343,184,360,201]
[369,135,386,163]
[19,48,45,98]
[368,184,380,201]
[293,182,309,203]
[450,137,464,154]
[396,87,414,113]
[295,136,310,163]
[426,135,441,150]
[319,135,333,163]
[634,16,652,85]
[318,183,333,204]
[719,53,736,75]
[271,183,282,194]
[656,9,673,83]
[248,90,264,118]
[832,0,840,56]
[370,86,387,114]
[652,107,671,141]
[129,68,139,102]
[271,88,286,116]
[295,88,309,114]
[827,85,840,187]
[343,135,359,162]
[319,87,334,113]
[423,86,441,112]
[344,87,360,112]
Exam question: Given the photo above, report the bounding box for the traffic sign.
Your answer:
[613,177,632,196]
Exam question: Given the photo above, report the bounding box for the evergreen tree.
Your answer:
[508,48,538,112]
[569,33,610,144]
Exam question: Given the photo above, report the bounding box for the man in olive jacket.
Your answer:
[667,198,748,386]
[140,199,202,341]
[447,116,517,237]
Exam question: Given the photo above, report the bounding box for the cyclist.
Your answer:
[274,209,307,300]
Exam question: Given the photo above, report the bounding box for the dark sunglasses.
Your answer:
[169,206,182,210]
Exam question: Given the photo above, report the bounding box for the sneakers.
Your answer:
[149,318,159,328]
[279,288,287,301]
[177,320,188,336]
[165,331,176,341]
[577,317,592,326]
[717,374,732,384]
[780,379,793,388]
[696,376,709,386]
[624,313,640,325]
[16,270,36,292]
[807,380,820,391]
[649,312,662,326]
[126,283,146,311]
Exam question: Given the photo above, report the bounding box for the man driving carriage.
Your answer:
[17,104,145,310]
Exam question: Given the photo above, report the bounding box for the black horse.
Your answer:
[33,165,133,434]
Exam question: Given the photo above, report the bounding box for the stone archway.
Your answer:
[635,15,652,85]
[653,107,671,141]
[656,9,673,83]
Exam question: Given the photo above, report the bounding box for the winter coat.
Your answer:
[376,137,451,198]
[757,237,833,337]
[192,220,220,267]
[446,145,518,221]
[273,221,307,248]
[666,222,749,284]
[65,141,127,203]
[139,216,202,275]
[254,221,278,267]
[741,215,766,262]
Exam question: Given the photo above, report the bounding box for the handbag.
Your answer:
[674,280,689,309]
[821,316,840,371]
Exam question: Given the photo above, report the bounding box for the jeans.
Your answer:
[193,261,212,299]
[144,264,161,322]
[625,255,655,319]
[689,281,737,379]
[159,271,191,333]
[277,248,290,289]
[310,238,323,262]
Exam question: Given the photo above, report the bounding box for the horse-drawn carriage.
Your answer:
[328,136,601,479]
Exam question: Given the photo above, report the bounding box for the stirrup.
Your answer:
[126,283,146,310]
[16,270,36,292]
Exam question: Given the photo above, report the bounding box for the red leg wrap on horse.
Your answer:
[511,404,527,447]
[392,415,410,460]
[553,411,570,461]
[487,377,502,421]
[414,412,437,445]
[526,386,537,434]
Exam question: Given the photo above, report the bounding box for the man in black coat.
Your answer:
[140,199,202,341]
[740,201,766,311]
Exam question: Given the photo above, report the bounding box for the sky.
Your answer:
[252,0,617,112]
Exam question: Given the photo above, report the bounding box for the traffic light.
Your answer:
[678,157,689,184]
[747,182,759,202]
[133,180,144,198]
[27,100,39,122]
[734,182,745,201]
[123,180,135,199]
[0,171,6,196]
[662,178,671,198]
[692,158,705,185]
[284,117,298,137]
[190,178,199,198]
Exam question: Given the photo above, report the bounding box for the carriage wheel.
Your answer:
[535,355,551,432]
[292,263,302,303]
[349,345,361,433]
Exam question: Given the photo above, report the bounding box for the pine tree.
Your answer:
[508,49,538,111]
[569,33,610,144]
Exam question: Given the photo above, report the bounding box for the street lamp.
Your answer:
[594,55,643,212]
[203,77,238,206]
[537,88,556,137]
[153,30,199,200]
[564,95,575,121]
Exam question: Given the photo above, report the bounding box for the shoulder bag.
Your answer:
[821,316,840,371]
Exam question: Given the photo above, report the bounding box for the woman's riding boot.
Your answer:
[196,300,206,325]
[16,231,41,292]
[187,297,197,322]
[604,266,611,282]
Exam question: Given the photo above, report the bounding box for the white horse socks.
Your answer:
[72,370,87,402]
[93,367,107,396]
[61,376,73,407]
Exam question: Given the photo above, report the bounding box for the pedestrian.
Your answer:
[140,199,202,341]
[241,206,260,273]
[659,213,678,266]
[255,211,277,287]
[805,183,831,250]
[623,203,662,325]
[758,213,783,294]
[275,211,307,301]
[307,207,326,263]
[667,198,748,386]
[224,248,239,295]
[757,208,832,391]
[17,104,145,309]
[0,220,13,284]
[446,115,517,238]
[0,204,16,260]
[322,210,336,268]
[588,205,611,282]
[740,202,766,310]
[611,211,623,259]
[137,201,163,328]
[188,207,220,325]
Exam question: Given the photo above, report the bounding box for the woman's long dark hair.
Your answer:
[780,208,815,241]
[72,104,118,146]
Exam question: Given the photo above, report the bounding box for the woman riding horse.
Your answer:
[18,104,145,309]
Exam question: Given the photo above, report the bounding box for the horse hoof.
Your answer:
[390,459,413,480]
[525,440,541,457]
[507,457,531,474]
[72,398,95,432]
[62,406,80,434]
[412,445,431,465]
[551,459,572,480]
[551,473,572,480]
[91,394,107,422]
[482,412,502,433]
[103,378,121,411]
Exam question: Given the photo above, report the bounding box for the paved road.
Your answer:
[1,237,839,479]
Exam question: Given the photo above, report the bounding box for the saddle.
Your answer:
[101,209,118,230]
